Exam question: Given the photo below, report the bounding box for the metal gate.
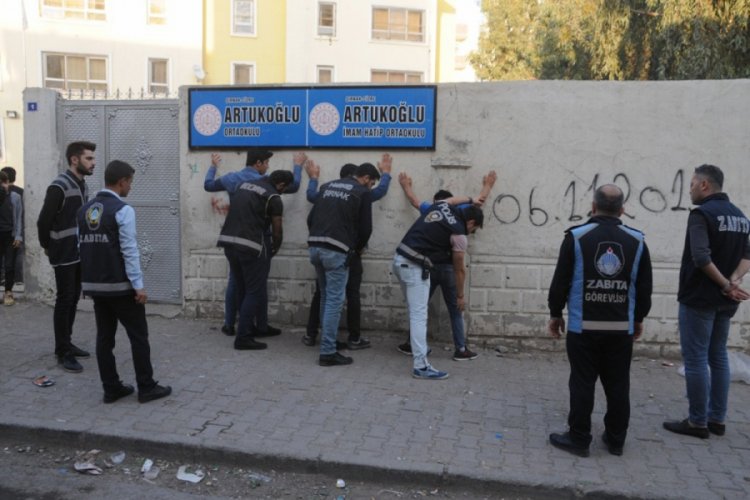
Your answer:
[57,99,181,303]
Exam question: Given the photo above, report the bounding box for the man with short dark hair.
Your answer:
[393,194,484,380]
[0,170,22,305]
[1,166,24,291]
[302,154,393,349]
[663,164,750,439]
[77,160,172,404]
[218,169,295,350]
[204,149,304,338]
[37,141,96,373]
[308,163,380,366]
[548,184,653,457]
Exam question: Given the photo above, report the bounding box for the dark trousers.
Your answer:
[93,295,155,392]
[0,231,14,292]
[306,253,362,340]
[566,332,634,447]
[53,263,82,357]
[225,246,269,341]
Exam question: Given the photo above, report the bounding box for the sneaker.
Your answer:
[103,384,135,404]
[707,421,726,436]
[234,337,267,350]
[302,334,316,346]
[319,352,353,366]
[662,418,709,439]
[549,432,590,457]
[601,432,623,456]
[347,337,371,350]
[412,366,449,380]
[397,342,412,355]
[3,293,14,306]
[453,348,478,361]
[70,344,91,358]
[221,324,235,336]
[255,325,281,338]
[58,354,83,373]
[138,384,172,403]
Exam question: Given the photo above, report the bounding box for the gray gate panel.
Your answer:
[59,105,107,192]
[135,206,181,302]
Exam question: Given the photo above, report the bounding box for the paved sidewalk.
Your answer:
[1,301,749,499]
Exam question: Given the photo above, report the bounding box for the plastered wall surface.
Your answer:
[181,81,750,354]
[23,83,750,355]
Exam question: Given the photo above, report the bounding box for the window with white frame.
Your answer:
[318,2,336,37]
[43,52,108,91]
[41,0,107,21]
[232,0,256,36]
[372,7,424,42]
[317,65,334,83]
[148,58,169,95]
[232,63,255,84]
[371,69,423,83]
[147,0,166,25]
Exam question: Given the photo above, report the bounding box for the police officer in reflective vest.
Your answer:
[548,184,653,457]
[307,163,380,366]
[218,170,295,351]
[37,141,95,373]
[78,160,172,404]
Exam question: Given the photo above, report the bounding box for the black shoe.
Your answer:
[347,337,371,350]
[662,419,709,439]
[549,432,590,457]
[707,421,726,436]
[397,342,412,355]
[319,352,353,366]
[255,325,281,338]
[103,384,135,404]
[234,337,268,350]
[221,324,235,336]
[70,344,90,358]
[601,432,623,456]
[58,354,83,373]
[138,384,172,403]
[302,334,317,346]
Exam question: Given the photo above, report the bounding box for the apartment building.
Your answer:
[0,0,202,182]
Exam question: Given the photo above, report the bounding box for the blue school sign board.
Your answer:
[189,86,436,150]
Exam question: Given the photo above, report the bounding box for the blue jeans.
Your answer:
[392,254,431,370]
[429,263,465,350]
[309,247,349,355]
[678,303,737,426]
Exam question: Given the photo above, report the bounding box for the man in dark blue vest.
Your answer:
[548,185,653,457]
[307,163,380,366]
[664,165,750,439]
[78,160,171,403]
[37,141,96,373]
[393,197,483,380]
[218,170,295,351]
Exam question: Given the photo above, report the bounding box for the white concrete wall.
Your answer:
[285,0,438,83]
[180,80,750,354]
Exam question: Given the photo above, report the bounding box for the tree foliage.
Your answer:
[470,0,750,80]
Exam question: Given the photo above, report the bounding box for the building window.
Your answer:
[317,65,334,83]
[41,0,107,21]
[371,70,423,83]
[232,63,255,84]
[43,52,108,91]
[147,0,166,25]
[148,58,169,95]
[232,0,255,36]
[372,7,424,42]
[318,2,335,37]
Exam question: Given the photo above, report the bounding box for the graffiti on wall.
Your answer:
[492,169,689,227]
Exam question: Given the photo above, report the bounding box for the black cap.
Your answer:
[246,148,273,166]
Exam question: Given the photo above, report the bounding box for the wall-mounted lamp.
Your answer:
[6,110,19,119]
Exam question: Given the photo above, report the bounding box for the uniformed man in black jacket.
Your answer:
[37,141,96,373]
[218,170,295,351]
[663,164,750,439]
[307,163,380,366]
[548,184,653,457]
